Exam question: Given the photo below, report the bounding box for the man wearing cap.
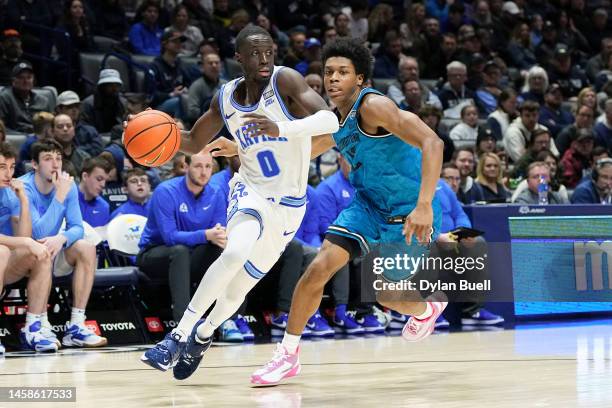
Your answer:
[535,20,559,69]
[556,104,595,156]
[491,1,522,51]
[128,0,163,56]
[476,60,503,116]
[538,83,574,139]
[548,43,588,98]
[295,38,321,76]
[561,129,596,188]
[0,29,24,86]
[81,69,127,134]
[186,52,226,125]
[56,91,103,156]
[0,61,54,133]
[150,29,194,119]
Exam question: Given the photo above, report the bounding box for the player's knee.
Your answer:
[219,247,248,271]
[169,245,190,258]
[302,258,335,289]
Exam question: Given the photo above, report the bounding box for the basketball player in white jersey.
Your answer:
[140,25,339,379]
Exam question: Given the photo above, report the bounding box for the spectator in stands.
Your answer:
[443,3,469,35]
[576,87,600,117]
[128,0,163,56]
[0,121,5,143]
[387,57,442,109]
[59,0,95,65]
[99,144,129,212]
[441,162,462,194]
[556,9,591,59]
[535,20,558,69]
[0,61,54,133]
[55,91,103,156]
[217,9,250,61]
[511,149,569,204]
[513,161,568,204]
[519,66,548,105]
[507,22,536,70]
[150,29,193,119]
[350,0,369,43]
[556,104,595,157]
[21,140,107,347]
[0,29,24,86]
[474,152,509,202]
[373,31,404,79]
[548,44,589,98]
[476,129,496,156]
[137,152,226,321]
[294,38,322,76]
[111,167,151,219]
[594,99,612,153]
[585,10,611,54]
[5,0,53,56]
[52,114,90,178]
[168,152,188,179]
[399,80,423,113]
[420,105,454,163]
[586,38,612,84]
[450,104,483,148]
[90,0,128,41]
[438,61,475,119]
[476,60,503,116]
[571,158,612,204]
[538,83,574,139]
[560,129,595,189]
[197,37,242,81]
[453,147,483,203]
[511,129,553,180]
[529,13,544,48]
[81,69,127,134]
[335,12,352,39]
[255,13,289,51]
[504,100,557,162]
[0,142,56,353]
[305,73,323,97]
[186,52,225,125]
[78,157,111,228]
[415,18,444,79]
[487,88,517,141]
[19,112,53,167]
[472,1,493,31]
[167,4,203,57]
[490,1,522,52]
[282,30,307,71]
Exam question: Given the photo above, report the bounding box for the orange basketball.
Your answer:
[123,110,181,167]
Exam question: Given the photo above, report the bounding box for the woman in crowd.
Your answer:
[475,152,510,202]
[487,88,518,141]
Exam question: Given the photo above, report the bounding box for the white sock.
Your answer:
[414,302,433,320]
[175,215,260,338]
[26,312,41,327]
[196,319,218,341]
[40,312,51,329]
[281,332,301,354]
[70,307,86,325]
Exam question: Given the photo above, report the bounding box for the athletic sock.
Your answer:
[414,302,433,320]
[26,312,41,327]
[40,312,52,329]
[196,319,218,341]
[281,332,301,354]
[70,308,86,325]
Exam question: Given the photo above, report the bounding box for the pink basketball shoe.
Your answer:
[402,301,448,342]
[251,343,301,386]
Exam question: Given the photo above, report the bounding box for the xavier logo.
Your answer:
[574,241,612,291]
[179,203,188,213]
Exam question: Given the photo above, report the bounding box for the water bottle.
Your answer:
[537,175,549,205]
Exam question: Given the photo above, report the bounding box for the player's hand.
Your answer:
[52,171,73,204]
[402,202,434,246]
[170,85,187,97]
[26,238,49,261]
[205,223,227,248]
[122,107,153,130]
[204,137,239,157]
[242,113,280,138]
[39,235,67,258]
[10,179,27,200]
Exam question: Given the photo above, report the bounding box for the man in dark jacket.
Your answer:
[80,69,127,134]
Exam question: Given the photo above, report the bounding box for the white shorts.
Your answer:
[226,174,306,279]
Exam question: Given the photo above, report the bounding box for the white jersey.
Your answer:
[218,66,311,201]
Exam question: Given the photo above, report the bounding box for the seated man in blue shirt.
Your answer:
[78,157,111,228]
[0,142,55,353]
[571,158,612,204]
[137,152,227,322]
[21,140,107,348]
[111,168,151,219]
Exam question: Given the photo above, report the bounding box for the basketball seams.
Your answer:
[156,123,180,165]
[124,110,180,167]
[124,121,176,148]
[134,122,175,161]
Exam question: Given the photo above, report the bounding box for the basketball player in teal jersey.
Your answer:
[244,38,447,385]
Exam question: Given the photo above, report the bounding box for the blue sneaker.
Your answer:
[388,310,408,330]
[435,315,450,329]
[271,313,288,337]
[356,314,385,334]
[305,311,334,337]
[234,315,255,341]
[62,322,108,348]
[218,319,243,342]
[141,332,184,371]
[332,305,365,335]
[0,340,4,354]
[20,321,58,353]
[173,320,213,380]
[461,309,504,325]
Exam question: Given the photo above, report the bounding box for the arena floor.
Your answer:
[2,319,612,408]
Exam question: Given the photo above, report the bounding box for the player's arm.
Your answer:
[180,90,225,154]
[10,179,31,238]
[360,94,444,244]
[242,68,339,138]
[311,134,337,160]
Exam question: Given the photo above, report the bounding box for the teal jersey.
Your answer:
[332,87,440,217]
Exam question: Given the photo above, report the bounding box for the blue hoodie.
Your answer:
[435,179,471,232]
[314,170,355,238]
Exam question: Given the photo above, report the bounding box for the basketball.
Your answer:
[123,110,181,167]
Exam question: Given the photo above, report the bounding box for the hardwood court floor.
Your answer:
[2,319,612,408]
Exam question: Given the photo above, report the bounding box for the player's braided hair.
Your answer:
[321,38,373,82]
